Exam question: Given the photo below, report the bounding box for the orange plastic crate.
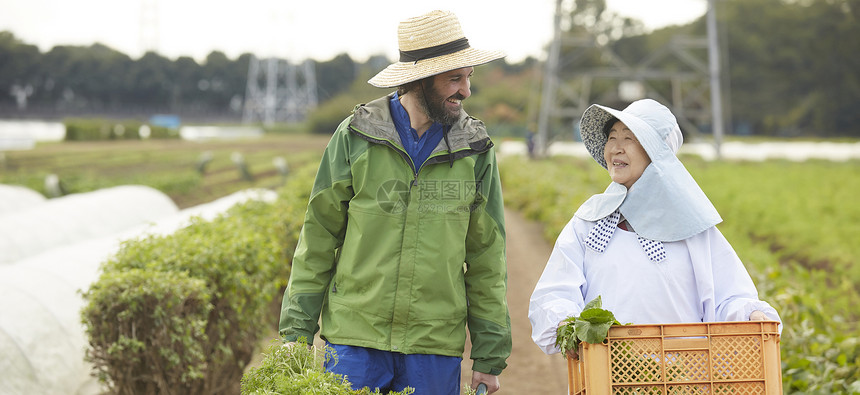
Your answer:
[567,321,782,395]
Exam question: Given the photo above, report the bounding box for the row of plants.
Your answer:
[80,163,315,394]
[64,117,179,141]
[497,154,860,394]
[63,118,313,141]
[0,135,328,207]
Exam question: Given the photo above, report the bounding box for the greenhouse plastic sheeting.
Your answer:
[0,184,46,215]
[0,188,276,395]
[0,185,179,265]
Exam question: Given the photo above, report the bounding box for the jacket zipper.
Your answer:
[349,125,422,188]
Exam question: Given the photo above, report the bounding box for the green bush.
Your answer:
[81,269,211,394]
[305,71,384,135]
[97,204,287,393]
[81,165,316,394]
[304,95,359,134]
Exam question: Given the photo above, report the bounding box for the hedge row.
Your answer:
[64,118,179,141]
[81,164,315,394]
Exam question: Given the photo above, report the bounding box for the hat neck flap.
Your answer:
[575,158,722,242]
[574,182,627,221]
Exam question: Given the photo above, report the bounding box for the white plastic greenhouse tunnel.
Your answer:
[0,184,47,215]
[0,184,277,395]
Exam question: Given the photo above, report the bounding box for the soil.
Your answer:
[458,208,567,394]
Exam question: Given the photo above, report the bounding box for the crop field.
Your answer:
[0,134,331,208]
[499,154,860,393]
[3,137,858,393]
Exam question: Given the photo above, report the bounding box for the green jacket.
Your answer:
[279,93,511,375]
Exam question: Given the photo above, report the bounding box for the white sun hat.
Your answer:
[574,99,722,242]
[368,10,505,88]
[579,99,683,169]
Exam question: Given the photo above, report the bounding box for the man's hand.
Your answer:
[471,371,500,394]
[281,341,313,351]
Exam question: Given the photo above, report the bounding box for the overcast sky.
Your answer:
[0,0,708,63]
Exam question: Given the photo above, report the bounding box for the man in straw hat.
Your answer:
[279,10,511,394]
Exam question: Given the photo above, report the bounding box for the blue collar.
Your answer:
[390,92,445,139]
[389,92,446,170]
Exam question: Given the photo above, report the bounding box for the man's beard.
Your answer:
[418,80,464,125]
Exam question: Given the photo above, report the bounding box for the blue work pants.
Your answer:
[324,342,462,394]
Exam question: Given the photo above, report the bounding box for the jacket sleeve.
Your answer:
[464,146,512,375]
[279,118,354,342]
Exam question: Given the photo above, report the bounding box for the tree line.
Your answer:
[0,0,857,136]
[0,35,363,123]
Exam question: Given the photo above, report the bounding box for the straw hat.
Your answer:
[368,10,505,88]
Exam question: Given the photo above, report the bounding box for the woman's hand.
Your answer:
[749,310,768,321]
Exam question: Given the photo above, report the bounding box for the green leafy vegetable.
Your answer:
[241,339,415,394]
[555,296,625,356]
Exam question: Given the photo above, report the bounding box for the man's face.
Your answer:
[419,67,473,125]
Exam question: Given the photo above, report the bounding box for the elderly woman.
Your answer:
[528,99,781,356]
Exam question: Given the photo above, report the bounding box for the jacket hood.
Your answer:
[349,93,494,159]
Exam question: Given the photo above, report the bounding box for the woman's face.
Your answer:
[603,121,651,189]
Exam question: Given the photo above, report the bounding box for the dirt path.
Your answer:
[459,208,568,394]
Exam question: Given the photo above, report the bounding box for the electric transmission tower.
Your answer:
[242,57,318,125]
[537,0,725,157]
